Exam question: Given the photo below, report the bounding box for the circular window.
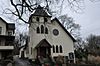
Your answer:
[53,29,59,36]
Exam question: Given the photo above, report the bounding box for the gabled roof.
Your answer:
[32,5,51,17]
[0,17,7,24]
[35,39,52,48]
[51,18,76,42]
[0,17,15,30]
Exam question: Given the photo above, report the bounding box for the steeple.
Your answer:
[32,5,51,17]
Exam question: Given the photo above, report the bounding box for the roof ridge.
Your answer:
[32,5,51,17]
[51,18,76,42]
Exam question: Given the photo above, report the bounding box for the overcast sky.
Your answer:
[0,0,100,39]
[64,0,100,38]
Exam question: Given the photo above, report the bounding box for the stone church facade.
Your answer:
[26,5,76,63]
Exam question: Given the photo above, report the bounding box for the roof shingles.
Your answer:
[32,5,51,17]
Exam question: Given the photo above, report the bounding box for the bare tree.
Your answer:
[3,0,85,23]
[6,0,84,49]
[58,15,80,38]
[2,0,98,48]
[85,34,100,55]
[2,0,98,23]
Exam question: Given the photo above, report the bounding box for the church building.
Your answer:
[26,5,76,63]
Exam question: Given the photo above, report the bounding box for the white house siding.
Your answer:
[0,20,6,35]
[0,46,14,50]
[28,16,75,60]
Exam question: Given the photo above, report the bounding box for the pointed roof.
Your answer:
[0,17,15,30]
[0,17,7,24]
[51,18,76,42]
[32,5,51,17]
[35,39,52,48]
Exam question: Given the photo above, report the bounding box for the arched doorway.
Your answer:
[36,39,52,58]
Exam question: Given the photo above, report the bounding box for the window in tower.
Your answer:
[41,25,44,33]
[37,27,40,33]
[44,17,48,22]
[36,17,39,22]
[45,27,48,34]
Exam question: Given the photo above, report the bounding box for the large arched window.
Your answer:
[45,27,48,34]
[37,27,40,33]
[52,45,55,53]
[56,45,59,53]
[41,25,44,33]
[36,17,39,22]
[59,45,63,53]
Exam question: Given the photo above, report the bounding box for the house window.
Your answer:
[56,45,59,53]
[36,17,39,22]
[59,45,63,53]
[37,27,40,33]
[0,40,1,45]
[45,27,48,34]
[69,52,74,59]
[31,47,32,54]
[44,18,47,22]
[52,45,55,53]
[41,25,44,33]
[8,32,12,36]
[0,27,2,34]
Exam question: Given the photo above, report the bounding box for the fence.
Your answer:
[67,64,100,66]
[29,63,100,66]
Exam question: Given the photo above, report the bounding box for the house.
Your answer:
[26,5,76,63]
[0,17,15,60]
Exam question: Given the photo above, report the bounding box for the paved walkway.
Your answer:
[13,56,32,66]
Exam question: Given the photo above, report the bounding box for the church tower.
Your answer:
[27,5,52,60]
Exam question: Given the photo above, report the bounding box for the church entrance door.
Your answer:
[37,47,51,58]
[36,39,52,58]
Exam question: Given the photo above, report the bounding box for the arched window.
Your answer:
[59,45,63,53]
[45,27,48,34]
[36,17,39,22]
[37,27,40,33]
[56,45,59,53]
[52,45,55,53]
[41,25,44,33]
[44,18,47,22]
